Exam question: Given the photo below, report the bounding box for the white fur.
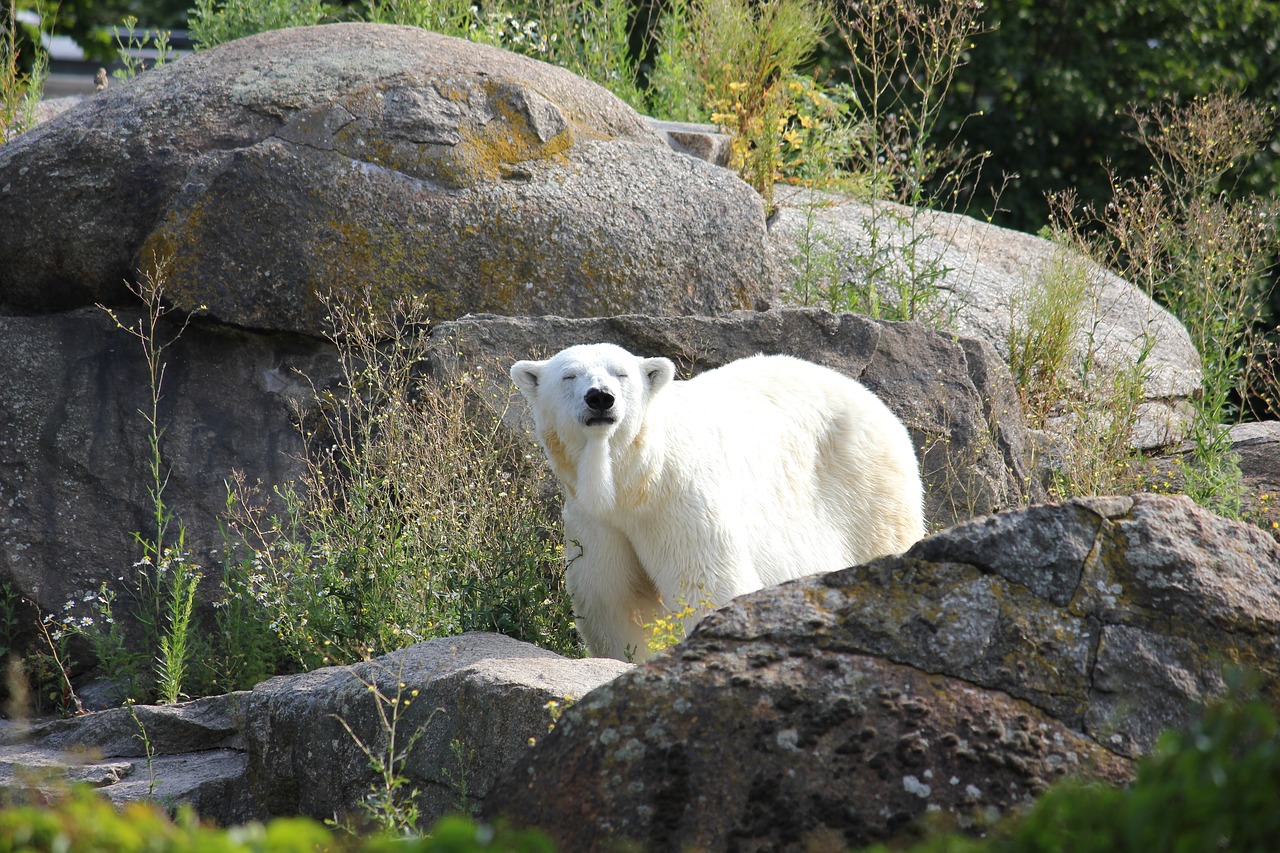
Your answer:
[510,343,925,661]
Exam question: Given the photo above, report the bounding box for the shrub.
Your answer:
[189,0,335,50]
[0,787,553,852]
[1048,93,1278,514]
[1,0,46,143]
[216,293,579,678]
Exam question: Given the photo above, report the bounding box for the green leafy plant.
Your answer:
[1051,93,1278,516]
[443,738,477,815]
[333,663,433,835]
[189,0,334,50]
[85,262,207,703]
[110,15,174,83]
[696,0,831,211]
[1005,224,1154,500]
[363,0,474,35]
[1,0,47,143]
[218,292,580,672]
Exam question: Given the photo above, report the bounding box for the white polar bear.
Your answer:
[510,343,925,661]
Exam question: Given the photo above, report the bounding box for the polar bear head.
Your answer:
[510,343,676,442]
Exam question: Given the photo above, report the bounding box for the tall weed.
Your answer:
[1,0,47,143]
[693,0,830,211]
[219,293,579,673]
[1052,94,1278,514]
[45,263,212,704]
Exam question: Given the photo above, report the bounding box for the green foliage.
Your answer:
[694,0,832,210]
[1,0,46,144]
[218,293,580,675]
[189,0,335,49]
[1050,93,1278,515]
[0,787,552,852]
[362,0,473,35]
[1007,237,1093,425]
[111,14,174,83]
[64,264,209,704]
[334,668,431,835]
[939,0,1280,233]
[833,0,989,209]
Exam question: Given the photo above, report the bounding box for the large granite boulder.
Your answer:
[768,188,1202,448]
[0,24,772,335]
[482,494,1280,850]
[0,309,330,630]
[0,633,629,826]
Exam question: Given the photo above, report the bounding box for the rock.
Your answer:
[0,308,332,627]
[1230,421,1280,535]
[243,632,629,824]
[0,692,257,822]
[1139,420,1280,539]
[0,633,629,826]
[768,189,1202,449]
[481,494,1280,850]
[0,24,772,336]
[428,308,1042,533]
[644,118,732,166]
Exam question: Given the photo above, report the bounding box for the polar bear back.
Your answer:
[634,354,925,587]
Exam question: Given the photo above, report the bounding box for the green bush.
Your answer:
[0,789,552,853]
[215,293,580,680]
[189,0,335,49]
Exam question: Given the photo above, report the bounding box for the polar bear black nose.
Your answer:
[585,388,615,412]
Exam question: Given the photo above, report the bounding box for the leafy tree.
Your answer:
[6,0,190,63]
[938,0,1280,233]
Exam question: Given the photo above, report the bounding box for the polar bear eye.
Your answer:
[561,374,577,382]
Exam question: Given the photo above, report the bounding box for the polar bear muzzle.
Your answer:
[583,387,616,425]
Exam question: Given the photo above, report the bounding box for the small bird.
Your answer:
[94,68,108,92]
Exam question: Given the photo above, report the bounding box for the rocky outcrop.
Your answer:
[4,497,1273,840]
[0,24,772,335]
[768,188,1202,448]
[0,309,330,628]
[0,633,629,826]
[482,494,1280,851]
[0,308,1035,638]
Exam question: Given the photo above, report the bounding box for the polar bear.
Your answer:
[510,343,925,661]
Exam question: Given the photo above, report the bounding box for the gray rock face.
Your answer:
[0,692,255,819]
[243,632,629,824]
[0,24,772,335]
[1231,420,1280,532]
[0,308,331,624]
[481,494,1280,851]
[0,633,629,826]
[768,189,1202,448]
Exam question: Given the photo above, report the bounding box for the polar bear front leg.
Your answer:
[563,505,660,661]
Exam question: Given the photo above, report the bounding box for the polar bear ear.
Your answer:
[509,359,545,400]
[641,357,676,395]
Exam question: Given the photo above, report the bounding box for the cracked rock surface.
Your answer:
[483,494,1280,851]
